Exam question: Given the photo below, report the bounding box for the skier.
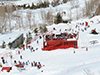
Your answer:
[30,47,33,52]
[84,27,87,30]
[18,61,21,65]
[23,48,25,50]
[31,62,33,67]
[37,40,39,44]
[36,48,38,50]
[2,59,5,64]
[74,50,75,53]
[27,60,30,64]
[26,45,28,49]
[1,57,3,59]
[28,46,30,49]
[20,55,22,59]
[85,21,88,26]
[22,62,25,67]
[86,47,88,51]
[26,62,28,65]
[34,61,37,67]
[14,60,17,64]
[35,62,37,66]
[33,49,35,52]
[0,62,2,67]
[18,51,20,54]
[10,55,12,59]
[39,36,42,39]
[37,62,41,69]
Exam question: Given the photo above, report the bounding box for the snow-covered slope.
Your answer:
[0,15,100,75]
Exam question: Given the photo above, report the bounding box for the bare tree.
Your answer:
[84,0,100,17]
[67,9,72,21]
[26,11,32,29]
[40,9,47,24]
[6,4,13,32]
[20,15,24,30]
[40,8,54,25]
[70,0,75,9]
[15,15,21,31]
[81,7,85,17]
[31,14,36,29]
[0,6,7,34]
[76,8,79,20]
[46,8,54,25]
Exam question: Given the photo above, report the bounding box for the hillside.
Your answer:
[0,0,100,75]
[0,15,100,75]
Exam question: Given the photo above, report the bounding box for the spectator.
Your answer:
[14,60,17,64]
[37,40,39,44]
[0,62,2,67]
[20,55,22,59]
[74,50,75,53]
[2,59,5,64]
[18,51,20,54]
[37,62,42,69]
[31,62,33,67]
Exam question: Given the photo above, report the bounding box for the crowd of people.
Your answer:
[14,60,42,69]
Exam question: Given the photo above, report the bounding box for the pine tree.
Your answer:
[20,36,24,45]
[2,41,6,48]
[55,13,62,24]
[43,25,47,32]
[34,28,38,35]
[28,32,32,40]
[63,0,68,3]
[26,34,29,44]
[8,42,12,49]
[39,26,43,33]
[25,32,32,44]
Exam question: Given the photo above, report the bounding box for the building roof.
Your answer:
[0,31,23,46]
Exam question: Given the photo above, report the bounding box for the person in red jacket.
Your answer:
[37,62,41,69]
[85,21,88,26]
[38,64,41,69]
[18,51,20,54]
[34,61,37,66]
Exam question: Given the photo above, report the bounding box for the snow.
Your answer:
[0,31,28,46]
[0,15,100,75]
[0,0,100,75]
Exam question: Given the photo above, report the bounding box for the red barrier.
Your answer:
[1,67,12,72]
[42,40,78,51]
[15,64,24,68]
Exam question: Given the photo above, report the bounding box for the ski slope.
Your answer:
[0,16,100,75]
